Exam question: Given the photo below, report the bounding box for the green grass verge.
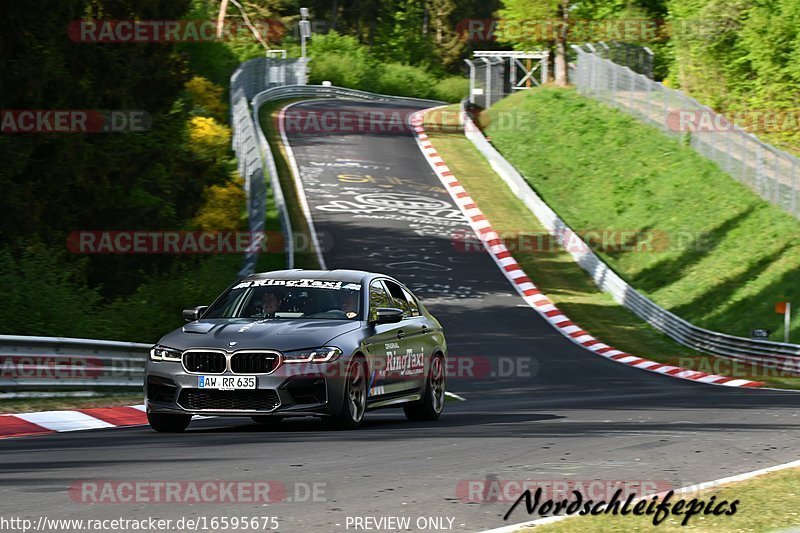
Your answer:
[523,467,800,532]
[483,88,800,344]
[421,107,800,390]
[258,99,322,270]
[0,394,143,414]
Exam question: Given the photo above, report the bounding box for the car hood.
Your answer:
[157,318,363,352]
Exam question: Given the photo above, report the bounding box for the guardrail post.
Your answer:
[481,57,493,108]
[464,59,476,105]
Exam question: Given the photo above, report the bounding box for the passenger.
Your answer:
[339,290,360,318]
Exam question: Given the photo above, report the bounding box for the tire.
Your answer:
[251,415,283,428]
[325,357,367,430]
[404,353,445,422]
[147,412,191,433]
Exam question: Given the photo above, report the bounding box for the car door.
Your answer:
[382,279,429,395]
[362,279,404,399]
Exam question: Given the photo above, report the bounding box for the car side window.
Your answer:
[383,280,413,318]
[369,280,393,321]
[401,287,421,317]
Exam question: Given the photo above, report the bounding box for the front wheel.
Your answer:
[147,412,191,433]
[325,358,367,430]
[404,353,445,421]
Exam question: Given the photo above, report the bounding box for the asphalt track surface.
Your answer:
[2,99,799,533]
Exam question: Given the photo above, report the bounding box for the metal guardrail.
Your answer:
[232,95,268,276]
[230,58,309,276]
[0,335,149,390]
[459,101,800,374]
[251,84,444,109]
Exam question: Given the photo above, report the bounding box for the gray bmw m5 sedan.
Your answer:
[145,269,447,431]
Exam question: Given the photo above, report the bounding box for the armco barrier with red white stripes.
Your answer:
[452,101,800,376]
[409,108,763,388]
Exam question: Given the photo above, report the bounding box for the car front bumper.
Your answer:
[144,360,347,417]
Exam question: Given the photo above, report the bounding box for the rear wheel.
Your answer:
[147,412,191,433]
[404,353,445,421]
[325,358,367,430]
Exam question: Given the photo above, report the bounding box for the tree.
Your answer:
[0,0,232,296]
[497,0,669,86]
[496,0,572,86]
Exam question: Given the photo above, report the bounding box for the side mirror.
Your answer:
[371,307,404,325]
[182,305,209,323]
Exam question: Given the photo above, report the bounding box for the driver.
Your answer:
[258,289,283,317]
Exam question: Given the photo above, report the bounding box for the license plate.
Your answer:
[198,375,256,390]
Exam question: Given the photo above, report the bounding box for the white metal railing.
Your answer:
[571,46,800,219]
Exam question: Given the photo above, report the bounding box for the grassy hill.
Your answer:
[482,88,800,343]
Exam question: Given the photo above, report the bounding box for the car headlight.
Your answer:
[150,346,182,362]
[282,347,341,363]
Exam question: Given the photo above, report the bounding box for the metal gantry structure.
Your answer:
[465,50,549,108]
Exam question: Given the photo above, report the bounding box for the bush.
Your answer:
[185,76,228,120]
[0,246,102,338]
[190,176,247,232]
[188,116,231,162]
[433,76,469,103]
[371,65,467,102]
[371,63,437,99]
[307,31,467,102]
[100,255,243,343]
[308,53,372,89]
[308,32,373,88]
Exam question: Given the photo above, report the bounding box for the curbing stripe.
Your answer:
[79,406,148,427]
[0,405,146,439]
[409,108,764,390]
[14,411,116,432]
[0,415,54,438]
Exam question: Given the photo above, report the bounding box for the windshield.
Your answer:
[204,279,363,320]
